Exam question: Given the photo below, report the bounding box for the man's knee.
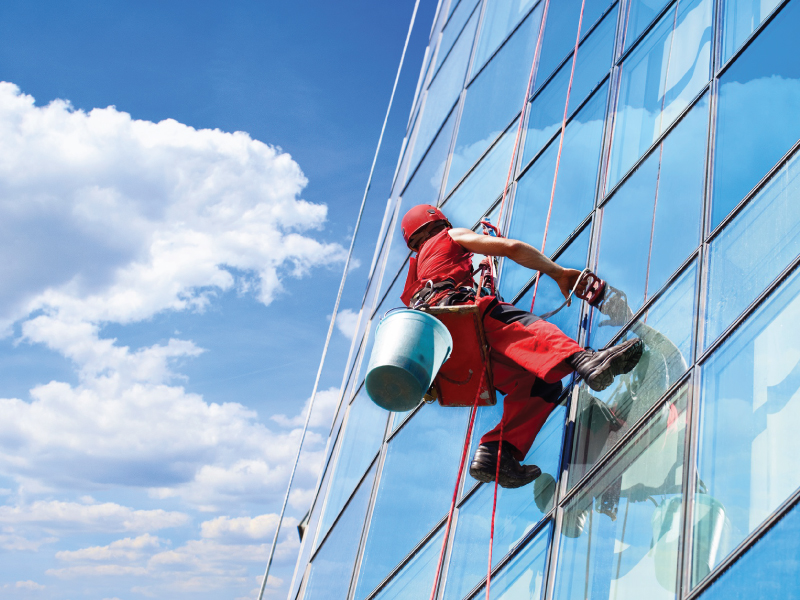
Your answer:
[531,378,563,404]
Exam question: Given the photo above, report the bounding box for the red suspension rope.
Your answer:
[530,0,588,314]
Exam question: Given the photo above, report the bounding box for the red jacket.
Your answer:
[401,229,474,306]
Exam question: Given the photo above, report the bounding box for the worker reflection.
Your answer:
[399,205,644,489]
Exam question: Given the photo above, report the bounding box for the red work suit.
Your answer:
[401,229,582,460]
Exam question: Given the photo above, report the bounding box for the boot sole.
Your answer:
[468,464,541,489]
[586,338,644,392]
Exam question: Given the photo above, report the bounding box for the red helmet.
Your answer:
[401,204,449,248]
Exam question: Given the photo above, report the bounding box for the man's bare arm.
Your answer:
[448,228,586,300]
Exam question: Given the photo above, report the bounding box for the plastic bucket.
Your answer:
[365,309,453,412]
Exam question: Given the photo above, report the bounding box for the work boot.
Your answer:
[567,338,644,392]
[469,441,541,489]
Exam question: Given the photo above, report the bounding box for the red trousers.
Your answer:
[476,296,583,460]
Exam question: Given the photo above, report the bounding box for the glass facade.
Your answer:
[288,0,800,598]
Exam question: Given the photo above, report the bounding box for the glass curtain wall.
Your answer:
[290,0,800,598]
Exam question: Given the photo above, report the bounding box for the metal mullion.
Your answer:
[698,253,800,365]
[309,450,382,564]
[364,514,451,600]
[705,137,800,244]
[466,0,544,86]
[679,366,702,598]
[431,0,447,39]
[542,505,562,600]
[558,368,694,508]
[434,507,461,599]
[685,483,800,600]
[614,0,679,67]
[347,439,390,600]
[463,512,556,600]
[714,0,793,77]
[442,0,465,30]
[599,81,711,207]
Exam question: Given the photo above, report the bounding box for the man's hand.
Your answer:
[555,268,588,303]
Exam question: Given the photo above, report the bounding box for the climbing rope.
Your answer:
[530,0,588,315]
[255,2,422,599]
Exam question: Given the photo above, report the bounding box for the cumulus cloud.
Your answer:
[334,308,360,340]
[0,82,347,331]
[270,385,340,430]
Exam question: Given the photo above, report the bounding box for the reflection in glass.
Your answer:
[447,6,544,192]
[694,265,800,585]
[506,225,591,339]
[466,521,551,600]
[443,407,566,600]
[711,0,800,228]
[696,499,800,598]
[509,84,607,266]
[441,122,518,229]
[705,148,800,346]
[304,463,377,600]
[472,0,537,75]
[410,9,478,174]
[624,0,672,51]
[372,528,445,600]
[573,262,696,486]
[523,7,617,165]
[317,389,389,546]
[555,389,688,600]
[598,94,707,314]
[537,0,613,83]
[435,0,480,73]
[354,404,469,599]
[722,0,782,63]
[607,0,712,189]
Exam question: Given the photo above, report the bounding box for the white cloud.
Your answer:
[270,386,340,430]
[0,501,188,532]
[56,534,162,562]
[334,308,360,340]
[0,82,347,331]
[14,581,45,591]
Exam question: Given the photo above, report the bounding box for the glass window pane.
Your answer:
[693,264,800,586]
[304,462,378,600]
[555,387,688,600]
[508,83,608,264]
[607,0,713,189]
[523,6,617,165]
[505,225,591,340]
[289,445,337,600]
[597,94,707,314]
[537,0,614,83]
[410,9,478,174]
[472,0,537,74]
[624,0,672,51]
[466,521,552,600]
[447,6,544,193]
[695,498,800,599]
[722,0,782,63]
[573,262,696,486]
[354,403,470,599]
[317,388,389,545]
[705,147,800,347]
[711,0,800,228]
[436,0,480,73]
[443,407,566,600]
[372,528,445,600]
[441,120,518,229]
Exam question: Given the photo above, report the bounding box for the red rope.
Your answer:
[485,423,504,599]
[530,0,588,314]
[428,370,485,600]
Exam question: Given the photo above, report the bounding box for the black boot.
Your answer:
[469,441,541,489]
[567,338,644,392]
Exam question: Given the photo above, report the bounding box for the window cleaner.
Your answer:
[366,204,644,489]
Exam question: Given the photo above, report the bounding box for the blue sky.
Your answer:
[0,0,435,598]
